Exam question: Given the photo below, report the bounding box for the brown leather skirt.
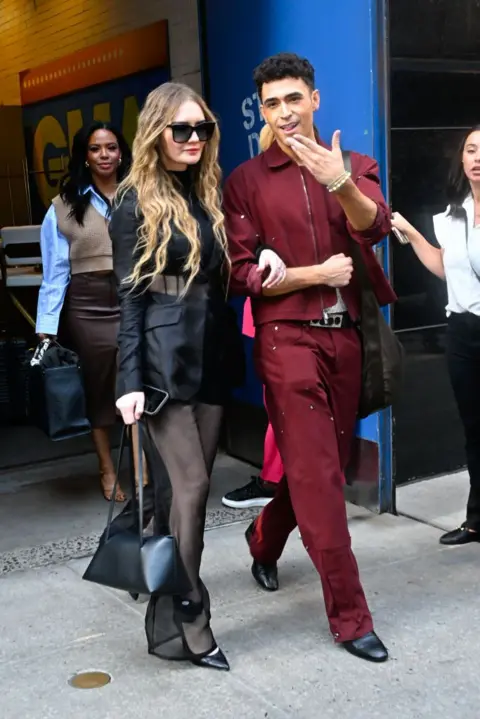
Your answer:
[62,272,120,429]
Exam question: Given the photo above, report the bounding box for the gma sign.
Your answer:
[20,21,170,214]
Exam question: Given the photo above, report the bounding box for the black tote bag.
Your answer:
[83,422,191,597]
[342,151,404,419]
[27,340,91,440]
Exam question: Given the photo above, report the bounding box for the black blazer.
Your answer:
[109,188,243,402]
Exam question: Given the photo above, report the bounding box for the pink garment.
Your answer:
[242,299,284,484]
[242,297,255,338]
[260,420,284,484]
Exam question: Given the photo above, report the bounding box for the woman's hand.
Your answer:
[392,211,445,279]
[391,212,413,235]
[116,392,145,425]
[37,334,55,342]
[257,249,287,289]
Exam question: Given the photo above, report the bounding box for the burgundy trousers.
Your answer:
[250,321,374,642]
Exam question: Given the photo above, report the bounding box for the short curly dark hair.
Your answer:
[254,53,315,100]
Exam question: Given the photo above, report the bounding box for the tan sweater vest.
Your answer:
[52,195,113,274]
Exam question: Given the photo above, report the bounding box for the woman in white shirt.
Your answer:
[392,125,480,546]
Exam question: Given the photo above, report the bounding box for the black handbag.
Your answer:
[27,339,91,440]
[342,151,404,419]
[83,422,191,597]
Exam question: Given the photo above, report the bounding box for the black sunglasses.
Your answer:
[168,121,216,144]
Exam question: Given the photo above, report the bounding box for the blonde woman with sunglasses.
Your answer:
[110,82,285,673]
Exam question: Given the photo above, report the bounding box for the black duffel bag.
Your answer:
[27,339,91,440]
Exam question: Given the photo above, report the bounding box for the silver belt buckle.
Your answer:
[329,313,344,328]
[309,313,344,328]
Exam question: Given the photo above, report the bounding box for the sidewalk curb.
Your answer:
[0,506,260,577]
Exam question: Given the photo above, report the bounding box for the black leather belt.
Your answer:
[308,313,353,329]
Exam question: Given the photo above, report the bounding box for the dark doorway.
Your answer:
[390,0,480,483]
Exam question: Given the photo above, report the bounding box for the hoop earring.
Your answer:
[85,161,89,168]
[118,157,122,166]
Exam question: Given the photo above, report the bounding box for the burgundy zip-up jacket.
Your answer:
[223,139,396,326]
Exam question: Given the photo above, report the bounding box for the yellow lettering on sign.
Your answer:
[67,109,83,152]
[93,103,111,123]
[122,96,140,147]
[30,94,144,210]
[32,115,68,208]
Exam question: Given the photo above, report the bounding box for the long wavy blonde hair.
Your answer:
[118,82,228,292]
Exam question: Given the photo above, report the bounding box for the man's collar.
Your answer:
[263,135,329,168]
[264,140,293,168]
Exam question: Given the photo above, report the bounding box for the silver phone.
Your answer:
[143,385,169,416]
[391,226,409,245]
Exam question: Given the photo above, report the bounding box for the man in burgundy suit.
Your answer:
[223,53,395,663]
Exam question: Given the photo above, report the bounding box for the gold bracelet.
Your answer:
[327,171,352,193]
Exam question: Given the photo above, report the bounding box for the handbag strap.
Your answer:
[104,422,146,543]
[104,424,129,540]
[129,421,145,544]
[132,420,174,539]
[341,150,374,294]
[105,420,175,541]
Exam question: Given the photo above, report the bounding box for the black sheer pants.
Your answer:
[144,402,223,659]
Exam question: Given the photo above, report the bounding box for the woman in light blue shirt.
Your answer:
[36,121,131,501]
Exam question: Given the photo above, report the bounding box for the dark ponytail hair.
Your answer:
[446,124,480,218]
[59,121,132,225]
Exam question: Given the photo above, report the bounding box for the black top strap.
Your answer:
[341,149,372,293]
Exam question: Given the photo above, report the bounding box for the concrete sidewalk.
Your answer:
[1,505,479,719]
[397,468,469,532]
[0,452,258,575]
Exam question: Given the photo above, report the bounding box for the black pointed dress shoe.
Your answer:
[439,526,480,546]
[245,521,279,592]
[191,647,230,671]
[252,559,279,592]
[342,631,388,663]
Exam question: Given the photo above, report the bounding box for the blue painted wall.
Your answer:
[204,0,377,175]
[202,0,389,454]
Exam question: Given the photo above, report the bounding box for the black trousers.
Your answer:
[446,312,480,530]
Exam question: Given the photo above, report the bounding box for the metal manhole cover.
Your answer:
[69,671,112,689]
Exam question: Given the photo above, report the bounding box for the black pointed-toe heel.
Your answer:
[177,621,230,672]
[190,646,230,671]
